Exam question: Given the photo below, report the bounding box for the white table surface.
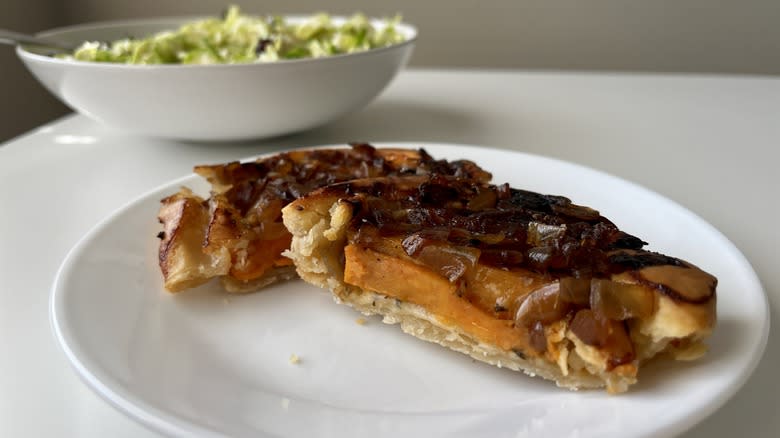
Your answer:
[0,69,777,437]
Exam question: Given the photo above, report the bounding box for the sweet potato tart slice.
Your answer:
[281,175,717,393]
[157,144,491,292]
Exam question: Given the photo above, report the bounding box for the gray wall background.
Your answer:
[3,0,780,143]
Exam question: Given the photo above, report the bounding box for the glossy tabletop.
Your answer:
[0,69,777,437]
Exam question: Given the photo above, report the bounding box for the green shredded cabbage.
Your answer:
[62,6,406,64]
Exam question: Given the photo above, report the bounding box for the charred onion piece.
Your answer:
[570,309,635,368]
[414,244,480,283]
[402,230,445,256]
[590,279,655,320]
[559,277,591,305]
[527,222,566,246]
[466,186,498,211]
[636,264,717,303]
[515,283,571,328]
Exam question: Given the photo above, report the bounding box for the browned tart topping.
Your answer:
[316,175,717,368]
[159,144,491,287]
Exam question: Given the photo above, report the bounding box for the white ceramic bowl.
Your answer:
[17,16,417,141]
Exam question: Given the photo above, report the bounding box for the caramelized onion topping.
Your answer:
[330,175,662,278]
[590,279,655,320]
[634,264,717,303]
[190,145,490,283]
[515,283,571,328]
[195,144,490,217]
[569,309,635,369]
[559,277,591,305]
[415,244,480,283]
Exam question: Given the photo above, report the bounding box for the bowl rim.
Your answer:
[17,14,418,70]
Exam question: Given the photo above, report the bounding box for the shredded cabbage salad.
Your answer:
[63,6,406,64]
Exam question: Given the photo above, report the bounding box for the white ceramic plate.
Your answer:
[51,143,769,438]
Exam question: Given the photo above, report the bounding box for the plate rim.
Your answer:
[49,142,770,438]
